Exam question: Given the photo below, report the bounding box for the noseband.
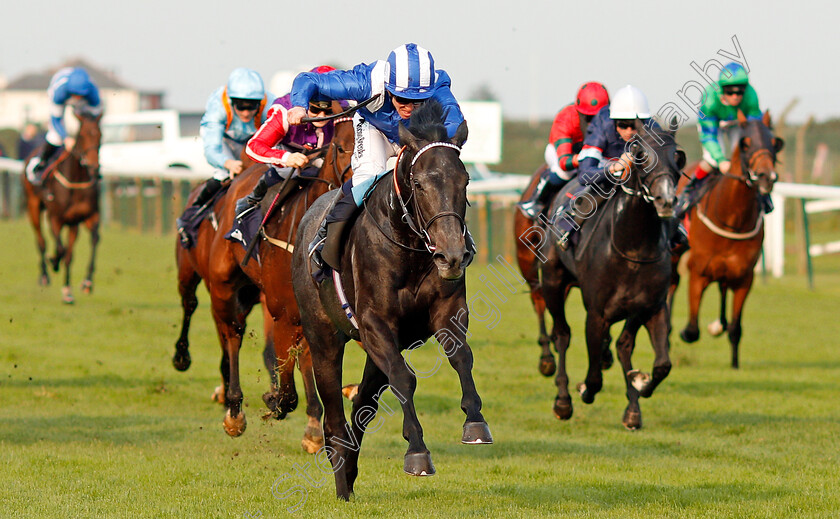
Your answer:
[738,147,778,187]
[392,142,466,253]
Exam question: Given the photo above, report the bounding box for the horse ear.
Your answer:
[762,110,773,128]
[398,122,418,151]
[451,120,468,148]
[668,116,679,137]
[675,150,686,170]
[737,109,747,127]
[739,136,752,152]
[773,137,785,153]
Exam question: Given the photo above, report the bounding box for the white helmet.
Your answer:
[609,85,650,119]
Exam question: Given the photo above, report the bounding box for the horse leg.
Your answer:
[640,303,673,398]
[681,271,711,343]
[25,193,49,286]
[615,318,643,430]
[264,315,300,420]
[516,210,555,376]
[61,224,79,304]
[344,355,390,494]
[578,312,609,404]
[81,213,100,293]
[533,289,556,377]
[211,301,247,436]
[47,215,66,274]
[296,340,324,454]
[544,282,573,420]
[261,300,278,389]
[172,254,200,372]
[728,273,754,369]
[708,282,728,337]
[362,317,433,477]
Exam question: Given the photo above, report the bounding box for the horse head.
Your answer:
[396,101,470,281]
[329,111,355,186]
[736,110,784,196]
[624,118,685,218]
[74,112,102,175]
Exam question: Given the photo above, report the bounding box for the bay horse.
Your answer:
[21,113,102,304]
[172,114,354,452]
[670,111,783,369]
[540,121,684,430]
[291,101,492,501]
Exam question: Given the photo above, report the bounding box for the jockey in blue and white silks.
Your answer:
[286,43,466,272]
[27,67,102,182]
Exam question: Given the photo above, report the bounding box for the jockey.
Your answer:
[286,43,467,272]
[26,67,102,184]
[675,62,768,217]
[553,85,657,250]
[518,82,609,219]
[177,68,274,226]
[234,66,345,218]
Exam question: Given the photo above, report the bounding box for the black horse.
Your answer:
[291,101,492,500]
[540,120,684,430]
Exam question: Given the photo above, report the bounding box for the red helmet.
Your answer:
[310,65,336,74]
[575,82,610,116]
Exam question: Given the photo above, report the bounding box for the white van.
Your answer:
[99,110,212,175]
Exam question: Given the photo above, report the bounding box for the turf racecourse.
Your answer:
[1,218,839,518]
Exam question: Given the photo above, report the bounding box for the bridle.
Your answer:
[369,142,467,254]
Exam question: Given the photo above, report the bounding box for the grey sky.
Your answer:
[2,0,836,123]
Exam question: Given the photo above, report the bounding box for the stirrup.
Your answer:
[235,198,259,220]
[557,230,572,251]
[517,200,544,219]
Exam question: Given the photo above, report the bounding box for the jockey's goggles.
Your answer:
[722,85,746,96]
[615,120,637,130]
[308,102,333,115]
[392,95,425,106]
[232,99,260,111]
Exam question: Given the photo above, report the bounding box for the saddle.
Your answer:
[178,184,231,249]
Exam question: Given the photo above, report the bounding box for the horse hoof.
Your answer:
[577,382,595,404]
[403,452,435,476]
[342,384,359,401]
[211,385,226,405]
[223,409,247,437]
[172,349,191,371]
[39,275,50,286]
[461,421,493,444]
[81,280,93,294]
[680,327,700,343]
[301,428,325,454]
[627,369,651,393]
[553,396,573,420]
[539,354,556,377]
[707,319,726,337]
[61,287,74,305]
[261,391,288,420]
[622,409,642,430]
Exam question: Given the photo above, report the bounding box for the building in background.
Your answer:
[0,57,164,130]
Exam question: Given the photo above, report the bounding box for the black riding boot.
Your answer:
[310,192,359,273]
[176,178,223,231]
[674,174,712,219]
[29,142,60,184]
[235,176,269,218]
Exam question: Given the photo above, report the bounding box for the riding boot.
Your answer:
[675,173,711,219]
[28,142,60,185]
[310,193,360,273]
[235,176,269,218]
[518,175,549,218]
[670,221,689,251]
[176,178,223,230]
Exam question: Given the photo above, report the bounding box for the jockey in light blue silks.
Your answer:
[176,68,275,230]
[27,67,102,184]
[285,43,467,272]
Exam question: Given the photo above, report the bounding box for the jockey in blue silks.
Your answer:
[176,68,275,231]
[27,67,102,184]
[552,85,663,250]
[285,43,467,272]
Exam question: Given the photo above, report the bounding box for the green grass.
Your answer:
[2,218,840,518]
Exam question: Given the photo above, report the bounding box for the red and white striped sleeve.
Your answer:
[245,104,291,166]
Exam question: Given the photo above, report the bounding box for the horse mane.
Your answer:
[404,99,448,143]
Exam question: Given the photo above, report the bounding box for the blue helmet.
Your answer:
[67,68,93,97]
[385,43,436,100]
[719,62,749,87]
[226,68,265,100]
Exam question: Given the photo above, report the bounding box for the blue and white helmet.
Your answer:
[226,68,265,100]
[385,43,436,100]
[67,68,94,97]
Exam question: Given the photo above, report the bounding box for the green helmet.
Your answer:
[719,63,749,87]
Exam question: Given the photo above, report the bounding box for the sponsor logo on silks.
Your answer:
[230,228,245,246]
[355,119,365,157]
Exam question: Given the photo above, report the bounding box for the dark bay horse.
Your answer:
[670,111,783,368]
[22,113,102,304]
[172,116,354,452]
[291,101,492,501]
[540,121,684,430]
